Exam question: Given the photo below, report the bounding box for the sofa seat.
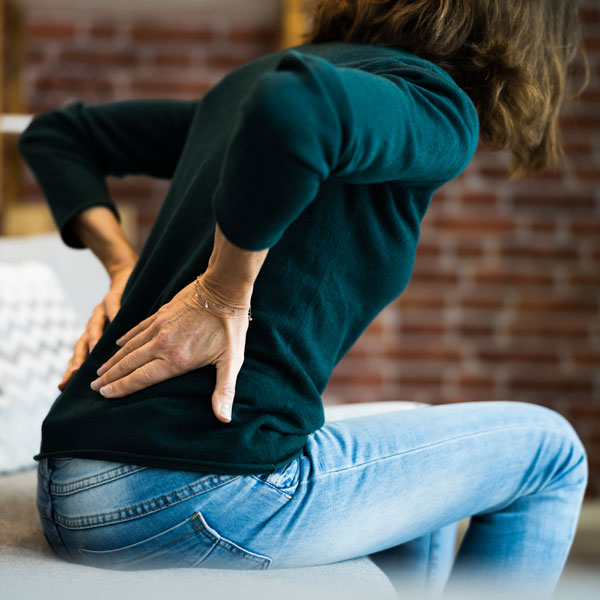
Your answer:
[1,401,431,600]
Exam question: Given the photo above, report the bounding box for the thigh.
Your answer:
[240,400,583,568]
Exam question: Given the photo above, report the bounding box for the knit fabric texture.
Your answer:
[18,41,479,475]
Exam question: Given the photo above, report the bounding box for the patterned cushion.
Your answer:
[0,261,81,474]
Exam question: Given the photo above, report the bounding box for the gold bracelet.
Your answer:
[194,276,252,321]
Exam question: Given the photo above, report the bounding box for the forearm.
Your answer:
[200,222,269,306]
[69,206,138,277]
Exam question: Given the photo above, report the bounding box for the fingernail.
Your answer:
[97,365,106,376]
[219,404,232,420]
[90,379,101,391]
[116,337,123,346]
[99,385,112,396]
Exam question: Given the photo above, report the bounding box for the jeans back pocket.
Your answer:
[79,511,271,571]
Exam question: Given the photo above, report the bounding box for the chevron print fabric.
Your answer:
[0,261,82,474]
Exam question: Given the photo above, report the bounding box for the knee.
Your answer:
[514,401,588,488]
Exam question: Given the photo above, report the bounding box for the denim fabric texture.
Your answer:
[37,401,588,599]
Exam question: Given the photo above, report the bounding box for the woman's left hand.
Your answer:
[89,276,252,423]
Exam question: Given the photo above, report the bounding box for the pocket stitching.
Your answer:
[79,516,204,566]
[250,475,293,500]
[79,512,271,569]
[53,475,241,529]
[50,465,148,495]
[194,513,272,568]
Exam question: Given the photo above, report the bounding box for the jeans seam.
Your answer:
[50,466,149,495]
[303,425,575,483]
[53,475,241,529]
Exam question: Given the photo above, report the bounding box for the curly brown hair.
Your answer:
[301,0,589,179]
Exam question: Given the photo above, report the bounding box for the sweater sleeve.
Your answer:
[18,98,199,248]
[212,49,479,251]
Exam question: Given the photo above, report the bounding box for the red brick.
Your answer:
[455,240,485,257]
[574,165,600,181]
[505,317,589,338]
[206,54,249,71]
[580,6,600,24]
[330,372,384,386]
[414,242,441,257]
[89,23,118,38]
[131,80,211,96]
[570,220,600,235]
[559,114,600,130]
[565,402,600,419]
[478,164,509,179]
[528,220,557,233]
[395,294,445,309]
[106,179,153,198]
[453,373,495,388]
[460,190,498,206]
[517,167,564,182]
[460,297,504,310]
[26,22,78,39]
[497,242,579,261]
[561,138,594,155]
[583,35,600,51]
[399,321,445,336]
[131,24,213,43]
[34,75,114,94]
[509,376,593,392]
[517,295,598,313]
[431,216,517,233]
[457,323,495,336]
[228,26,276,44]
[568,273,600,287]
[26,48,45,64]
[571,350,600,365]
[409,270,458,284]
[384,345,461,362]
[512,192,595,211]
[153,54,192,68]
[58,50,138,67]
[473,267,554,287]
[476,348,559,364]
[393,374,444,386]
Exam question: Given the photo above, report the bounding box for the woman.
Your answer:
[20,0,588,598]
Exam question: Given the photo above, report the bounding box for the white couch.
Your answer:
[0,232,429,599]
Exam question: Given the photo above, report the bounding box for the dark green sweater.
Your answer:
[19,41,479,475]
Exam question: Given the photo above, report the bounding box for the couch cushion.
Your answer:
[0,468,398,600]
[0,261,82,475]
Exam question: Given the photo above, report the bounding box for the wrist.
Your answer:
[106,252,138,280]
[206,222,268,290]
[196,271,253,308]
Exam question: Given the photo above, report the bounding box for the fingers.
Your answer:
[91,337,158,395]
[212,355,244,424]
[91,358,172,398]
[95,323,156,378]
[86,304,108,354]
[115,312,158,347]
[59,332,90,391]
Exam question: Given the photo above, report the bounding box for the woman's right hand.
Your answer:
[58,263,136,392]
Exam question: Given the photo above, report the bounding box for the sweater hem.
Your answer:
[32,447,304,476]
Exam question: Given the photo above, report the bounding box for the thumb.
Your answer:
[212,358,241,423]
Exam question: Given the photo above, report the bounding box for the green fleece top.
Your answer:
[19,40,479,475]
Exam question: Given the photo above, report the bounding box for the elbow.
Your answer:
[17,111,53,159]
[238,70,337,179]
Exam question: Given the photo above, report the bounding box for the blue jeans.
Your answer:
[37,401,587,599]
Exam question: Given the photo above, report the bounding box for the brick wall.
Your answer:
[11,3,600,497]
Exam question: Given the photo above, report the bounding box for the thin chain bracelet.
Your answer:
[194,275,252,321]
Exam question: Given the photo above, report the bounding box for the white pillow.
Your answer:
[0,261,82,474]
